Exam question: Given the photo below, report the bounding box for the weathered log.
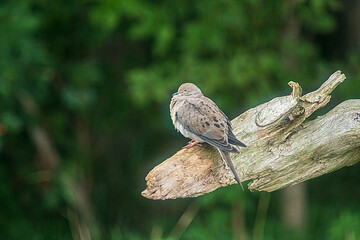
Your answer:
[142,71,360,200]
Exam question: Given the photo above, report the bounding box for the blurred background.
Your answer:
[0,0,360,239]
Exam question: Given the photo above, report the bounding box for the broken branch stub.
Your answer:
[142,71,360,200]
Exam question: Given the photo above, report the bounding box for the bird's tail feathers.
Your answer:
[218,149,244,190]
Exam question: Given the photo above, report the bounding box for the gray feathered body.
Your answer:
[170,83,246,189]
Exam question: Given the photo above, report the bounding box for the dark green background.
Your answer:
[0,0,359,239]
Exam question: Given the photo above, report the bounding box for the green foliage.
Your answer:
[0,0,359,239]
[327,211,360,240]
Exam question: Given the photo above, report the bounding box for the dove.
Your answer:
[170,83,246,189]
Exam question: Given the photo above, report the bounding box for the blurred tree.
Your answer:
[280,0,307,233]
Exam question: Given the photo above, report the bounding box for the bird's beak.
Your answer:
[172,92,179,97]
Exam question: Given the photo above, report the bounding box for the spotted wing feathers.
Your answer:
[175,97,243,152]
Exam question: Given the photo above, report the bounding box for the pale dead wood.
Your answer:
[142,71,360,200]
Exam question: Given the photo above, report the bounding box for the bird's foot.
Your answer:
[182,140,202,149]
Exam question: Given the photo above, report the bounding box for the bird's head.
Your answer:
[173,83,203,97]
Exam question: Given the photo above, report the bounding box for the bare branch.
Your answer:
[142,71,360,200]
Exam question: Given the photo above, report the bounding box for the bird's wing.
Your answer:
[206,98,247,148]
[176,96,238,153]
[209,99,246,147]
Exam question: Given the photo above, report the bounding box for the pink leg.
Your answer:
[182,139,202,149]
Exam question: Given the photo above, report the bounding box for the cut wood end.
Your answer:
[320,70,346,94]
[301,71,346,103]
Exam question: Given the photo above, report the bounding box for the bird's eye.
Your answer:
[184,89,188,92]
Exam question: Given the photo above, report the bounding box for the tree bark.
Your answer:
[142,71,360,200]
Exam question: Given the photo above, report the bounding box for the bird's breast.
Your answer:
[171,97,204,142]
